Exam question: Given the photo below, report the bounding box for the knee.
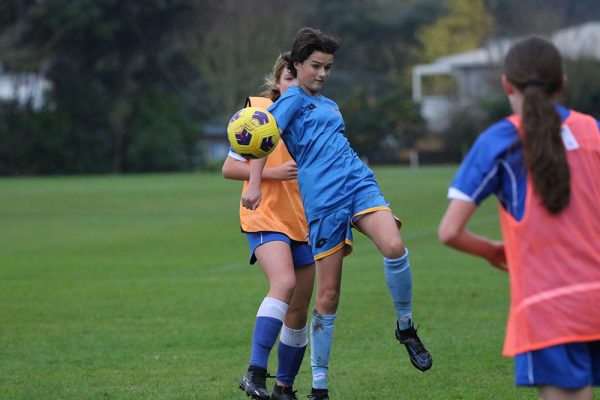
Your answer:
[316,287,340,314]
[287,293,311,318]
[270,274,296,302]
[381,237,406,259]
[285,304,308,328]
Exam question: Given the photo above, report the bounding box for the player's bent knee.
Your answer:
[284,306,309,328]
[270,275,296,300]
[316,289,340,314]
[381,240,405,259]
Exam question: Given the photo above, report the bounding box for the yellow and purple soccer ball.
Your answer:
[227,107,281,159]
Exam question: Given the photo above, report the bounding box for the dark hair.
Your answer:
[261,51,291,101]
[288,27,341,78]
[504,36,569,214]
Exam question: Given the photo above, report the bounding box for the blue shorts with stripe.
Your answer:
[246,231,313,268]
[308,190,398,260]
[515,341,600,389]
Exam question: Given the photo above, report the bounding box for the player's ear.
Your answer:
[501,75,514,95]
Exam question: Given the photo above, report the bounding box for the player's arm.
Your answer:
[241,157,267,210]
[438,199,507,271]
[222,154,298,181]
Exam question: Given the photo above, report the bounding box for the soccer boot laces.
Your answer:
[239,366,272,399]
[395,321,432,372]
[270,383,298,400]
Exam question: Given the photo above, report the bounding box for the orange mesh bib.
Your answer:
[238,97,308,242]
[500,111,600,356]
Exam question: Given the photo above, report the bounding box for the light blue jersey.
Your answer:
[268,86,379,222]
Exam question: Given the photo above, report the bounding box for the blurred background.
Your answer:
[2,0,600,176]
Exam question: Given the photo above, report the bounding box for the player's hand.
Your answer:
[271,160,298,181]
[241,185,262,210]
[486,241,507,272]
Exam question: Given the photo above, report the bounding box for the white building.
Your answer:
[412,22,600,132]
[0,63,50,109]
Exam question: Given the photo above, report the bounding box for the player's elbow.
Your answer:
[221,165,231,179]
[438,222,459,246]
[221,161,234,179]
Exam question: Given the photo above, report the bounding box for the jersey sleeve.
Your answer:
[449,119,520,205]
[267,87,302,133]
[228,147,248,162]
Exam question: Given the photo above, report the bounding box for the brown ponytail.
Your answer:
[505,37,570,214]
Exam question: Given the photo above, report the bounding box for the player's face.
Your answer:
[294,51,334,96]
[276,68,297,95]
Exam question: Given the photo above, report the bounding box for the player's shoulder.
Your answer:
[474,118,520,150]
[481,118,518,139]
[246,96,273,109]
[566,107,600,132]
[270,86,302,109]
[460,118,521,166]
[280,86,303,100]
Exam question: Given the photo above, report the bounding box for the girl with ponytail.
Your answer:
[439,36,600,400]
[504,37,570,214]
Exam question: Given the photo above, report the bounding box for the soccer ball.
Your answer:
[227,107,281,159]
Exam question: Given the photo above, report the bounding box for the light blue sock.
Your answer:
[276,325,308,385]
[249,297,288,368]
[310,310,336,390]
[384,249,413,330]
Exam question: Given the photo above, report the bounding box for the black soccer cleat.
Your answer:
[395,322,432,372]
[239,366,270,399]
[270,383,298,400]
[307,388,329,400]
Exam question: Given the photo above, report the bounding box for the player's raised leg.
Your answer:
[355,209,432,371]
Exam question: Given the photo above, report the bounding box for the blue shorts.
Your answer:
[246,231,314,268]
[308,191,396,260]
[515,341,600,389]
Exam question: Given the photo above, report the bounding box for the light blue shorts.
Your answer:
[515,341,600,389]
[246,231,313,268]
[308,191,396,260]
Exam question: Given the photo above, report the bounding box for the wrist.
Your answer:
[248,175,262,187]
[261,168,275,180]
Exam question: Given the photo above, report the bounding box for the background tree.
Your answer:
[299,0,445,163]
[1,0,600,175]
[186,0,303,122]
[0,0,197,174]
[563,58,600,120]
[485,0,600,36]
[417,0,493,62]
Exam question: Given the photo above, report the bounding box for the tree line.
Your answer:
[1,0,599,175]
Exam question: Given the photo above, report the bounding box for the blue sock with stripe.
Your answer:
[276,324,308,385]
[384,249,413,330]
[249,297,288,369]
[310,310,336,390]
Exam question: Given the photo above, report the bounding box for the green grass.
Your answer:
[1,167,595,399]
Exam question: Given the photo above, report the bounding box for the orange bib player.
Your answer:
[237,97,309,252]
[439,36,600,400]
[501,111,600,359]
[222,54,315,400]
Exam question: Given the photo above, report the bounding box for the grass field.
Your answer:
[1,167,592,399]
